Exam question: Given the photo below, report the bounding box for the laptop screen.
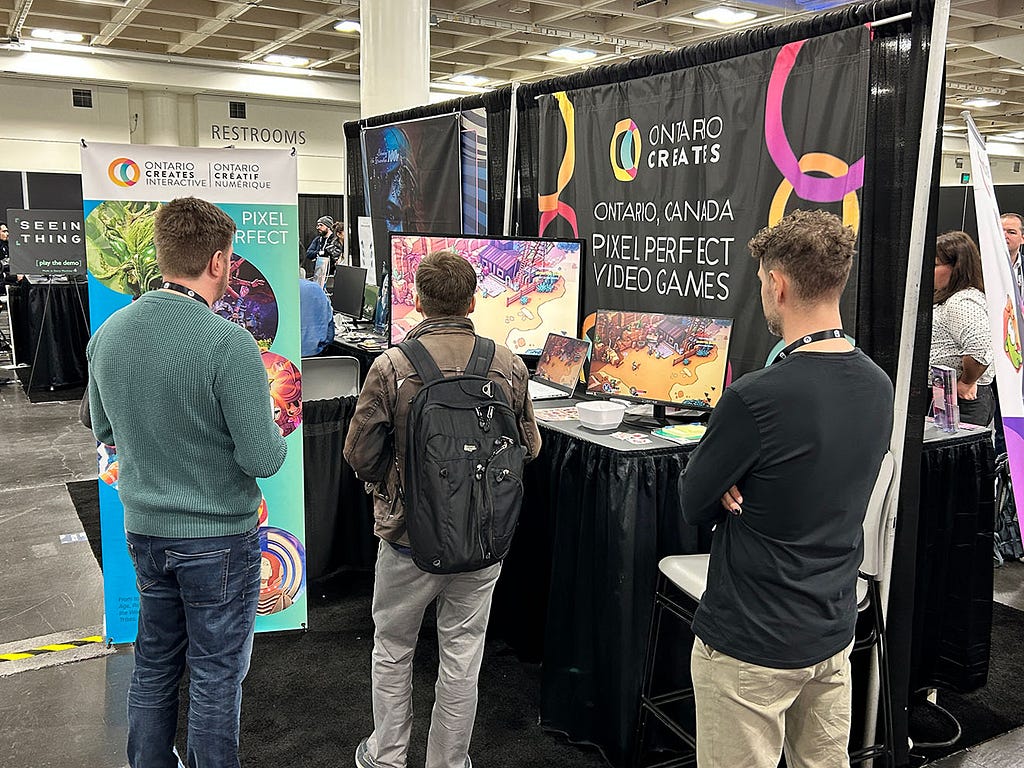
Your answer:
[534,334,590,390]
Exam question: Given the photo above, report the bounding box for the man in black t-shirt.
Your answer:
[679,209,893,768]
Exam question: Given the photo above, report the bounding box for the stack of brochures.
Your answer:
[651,423,707,444]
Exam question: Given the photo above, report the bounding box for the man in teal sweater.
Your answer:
[87,197,287,768]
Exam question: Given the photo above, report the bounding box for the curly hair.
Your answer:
[747,209,856,302]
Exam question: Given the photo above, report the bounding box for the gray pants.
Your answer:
[364,541,501,768]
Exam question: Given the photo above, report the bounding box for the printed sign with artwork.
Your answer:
[81,142,307,642]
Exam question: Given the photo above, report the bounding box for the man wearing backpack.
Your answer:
[344,250,541,768]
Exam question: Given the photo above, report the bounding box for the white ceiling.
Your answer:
[0,0,1020,138]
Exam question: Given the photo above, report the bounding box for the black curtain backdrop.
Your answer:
[299,194,345,266]
[340,1,937,763]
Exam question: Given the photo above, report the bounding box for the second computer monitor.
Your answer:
[389,234,583,353]
[331,264,368,320]
[588,310,733,410]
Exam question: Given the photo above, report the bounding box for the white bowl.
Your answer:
[576,400,627,431]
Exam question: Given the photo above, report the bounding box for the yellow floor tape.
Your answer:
[0,635,104,662]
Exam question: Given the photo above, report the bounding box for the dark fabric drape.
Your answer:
[912,432,996,694]
[856,10,938,764]
[492,426,710,767]
[343,86,515,255]
[302,396,376,581]
[8,282,89,389]
[298,193,345,264]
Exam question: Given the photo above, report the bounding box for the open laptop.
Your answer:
[528,333,591,401]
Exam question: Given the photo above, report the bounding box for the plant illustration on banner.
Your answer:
[85,201,161,298]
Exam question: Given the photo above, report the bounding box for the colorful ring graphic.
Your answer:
[107,158,141,187]
[258,526,306,616]
[769,153,860,233]
[765,40,864,203]
[610,118,642,182]
[539,92,580,237]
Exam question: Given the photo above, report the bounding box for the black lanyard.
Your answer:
[772,329,845,364]
[161,281,209,308]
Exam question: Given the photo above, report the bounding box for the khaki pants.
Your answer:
[363,541,501,768]
[690,636,854,768]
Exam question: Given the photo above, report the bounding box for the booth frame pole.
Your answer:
[863,0,951,759]
[503,81,521,237]
[25,276,56,393]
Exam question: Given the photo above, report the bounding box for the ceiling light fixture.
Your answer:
[962,97,1001,109]
[692,6,758,24]
[263,54,310,67]
[334,20,361,34]
[548,47,598,63]
[450,74,489,86]
[30,28,85,43]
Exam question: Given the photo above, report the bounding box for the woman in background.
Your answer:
[931,230,994,426]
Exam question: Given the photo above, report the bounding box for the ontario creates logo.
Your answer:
[108,157,141,187]
[610,119,642,181]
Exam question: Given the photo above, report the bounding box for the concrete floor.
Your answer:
[2,376,1024,767]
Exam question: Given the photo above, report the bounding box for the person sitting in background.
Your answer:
[931,230,994,426]
[299,269,335,356]
[331,220,347,267]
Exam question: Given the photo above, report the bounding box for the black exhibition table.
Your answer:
[302,395,376,581]
[7,281,90,389]
[492,413,710,768]
[910,425,996,694]
[313,375,995,767]
[327,336,386,383]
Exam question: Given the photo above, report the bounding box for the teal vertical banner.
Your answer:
[81,144,306,642]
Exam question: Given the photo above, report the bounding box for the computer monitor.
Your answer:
[331,264,368,320]
[587,310,733,424]
[389,233,583,352]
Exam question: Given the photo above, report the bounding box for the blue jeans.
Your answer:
[126,527,261,768]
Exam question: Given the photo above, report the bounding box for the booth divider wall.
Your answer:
[342,1,938,763]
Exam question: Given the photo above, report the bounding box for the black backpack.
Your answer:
[397,336,526,574]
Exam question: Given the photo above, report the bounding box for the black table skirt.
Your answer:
[493,426,709,767]
[911,431,996,694]
[313,405,994,766]
[8,282,89,389]
[302,396,376,581]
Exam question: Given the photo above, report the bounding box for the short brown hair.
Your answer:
[415,251,477,317]
[934,230,984,304]
[154,197,236,278]
[747,209,856,303]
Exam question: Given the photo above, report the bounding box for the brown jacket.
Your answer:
[343,316,542,545]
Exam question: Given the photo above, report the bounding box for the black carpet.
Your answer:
[22,381,85,404]
[65,480,608,768]
[909,600,1024,765]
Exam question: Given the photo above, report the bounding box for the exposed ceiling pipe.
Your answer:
[9,0,35,41]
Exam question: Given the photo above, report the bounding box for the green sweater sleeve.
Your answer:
[213,332,288,478]
[85,335,115,446]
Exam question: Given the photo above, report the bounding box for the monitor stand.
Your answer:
[623,404,711,430]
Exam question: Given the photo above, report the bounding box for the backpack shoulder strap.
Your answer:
[466,336,496,378]
[397,339,444,385]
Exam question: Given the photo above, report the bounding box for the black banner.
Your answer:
[362,115,463,282]
[7,208,86,276]
[537,26,870,377]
